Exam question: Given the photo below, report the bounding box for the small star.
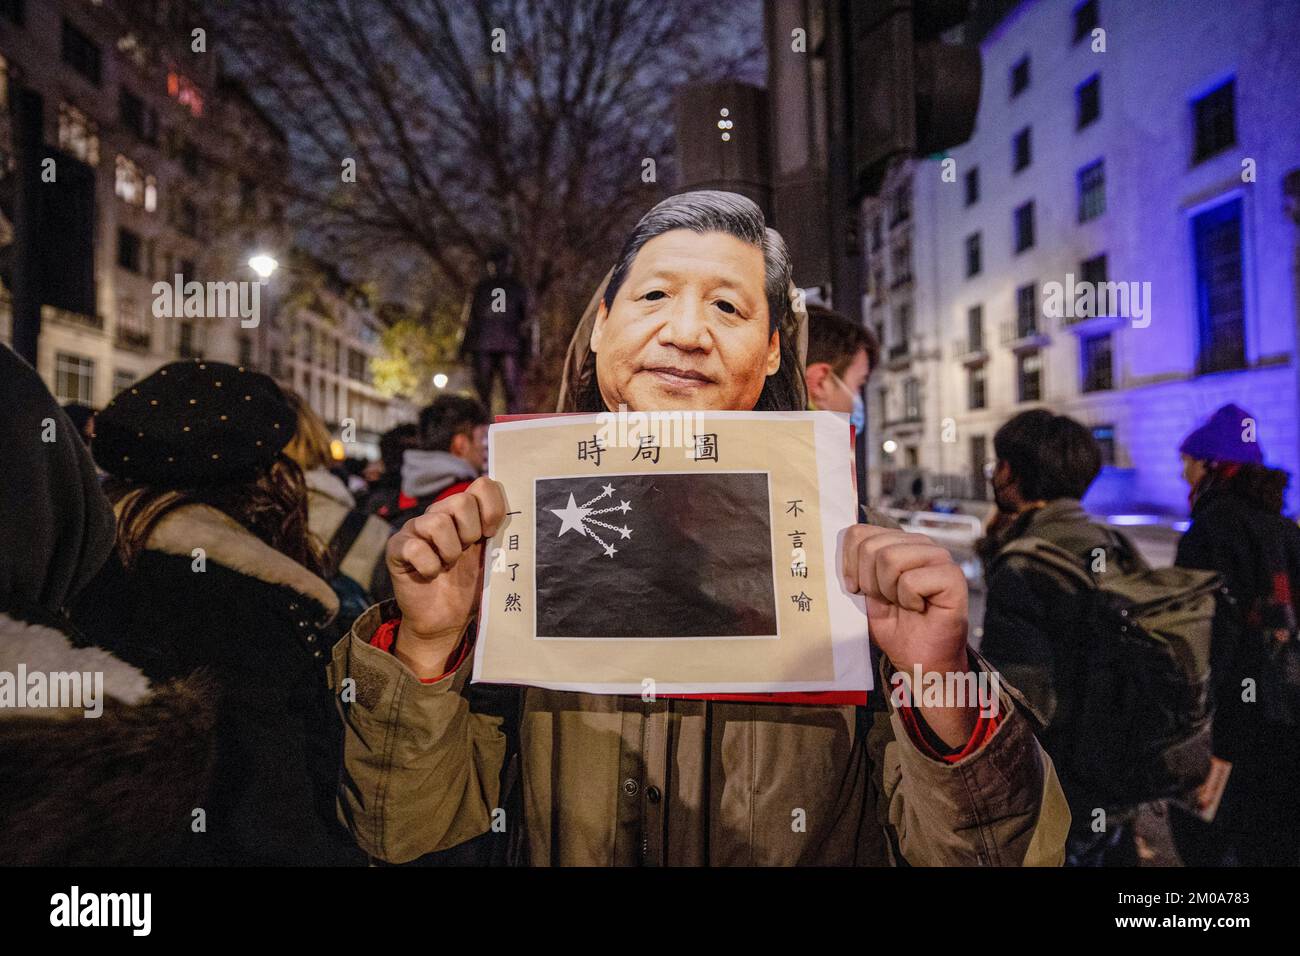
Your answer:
[618,500,631,513]
[550,493,592,537]
[618,526,632,539]
[601,483,615,497]
[603,543,617,557]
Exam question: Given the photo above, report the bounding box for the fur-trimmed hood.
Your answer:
[122,497,339,622]
[0,612,216,865]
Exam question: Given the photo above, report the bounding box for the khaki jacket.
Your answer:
[330,286,1069,865]
[330,602,1069,865]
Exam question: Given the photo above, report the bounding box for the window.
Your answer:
[1,1,26,27]
[965,232,982,278]
[179,321,201,359]
[1013,127,1032,172]
[167,70,204,117]
[348,348,369,382]
[115,154,146,205]
[179,258,196,282]
[893,303,912,357]
[1092,425,1117,467]
[270,348,284,379]
[180,139,201,177]
[240,176,257,215]
[1081,332,1113,392]
[967,305,984,352]
[1010,56,1030,98]
[116,296,150,350]
[1076,74,1100,129]
[1192,198,1246,373]
[1081,252,1108,286]
[968,365,987,410]
[238,334,255,367]
[889,182,912,226]
[870,217,883,252]
[117,228,142,273]
[891,238,913,286]
[1193,78,1236,164]
[61,19,102,86]
[57,103,99,166]
[112,370,136,396]
[1016,282,1038,338]
[1014,201,1036,253]
[55,353,95,403]
[1018,351,1043,403]
[1077,159,1106,222]
[903,378,921,421]
[119,88,158,143]
[1073,0,1099,44]
[965,166,980,206]
[178,199,200,238]
[144,175,158,212]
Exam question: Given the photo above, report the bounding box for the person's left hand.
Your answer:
[842,525,977,746]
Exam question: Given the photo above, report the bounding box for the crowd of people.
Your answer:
[0,190,1295,866]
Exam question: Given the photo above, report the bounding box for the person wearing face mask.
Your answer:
[802,304,877,432]
[976,410,1137,866]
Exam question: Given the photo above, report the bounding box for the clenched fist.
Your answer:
[841,524,977,746]
[386,476,507,679]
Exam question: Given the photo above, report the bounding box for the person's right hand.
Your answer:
[385,476,507,679]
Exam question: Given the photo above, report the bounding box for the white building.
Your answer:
[869,0,1300,515]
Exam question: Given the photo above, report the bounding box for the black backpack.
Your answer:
[993,531,1220,808]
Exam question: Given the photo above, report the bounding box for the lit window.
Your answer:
[144,175,158,212]
[57,102,100,166]
[115,154,144,205]
[55,353,95,403]
[167,69,204,117]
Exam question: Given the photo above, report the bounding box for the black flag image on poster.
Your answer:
[535,473,777,638]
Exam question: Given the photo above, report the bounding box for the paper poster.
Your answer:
[472,410,872,696]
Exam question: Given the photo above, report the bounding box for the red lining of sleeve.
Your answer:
[369,617,469,684]
[896,706,1004,763]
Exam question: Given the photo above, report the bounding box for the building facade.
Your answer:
[869,0,1300,516]
[0,0,415,455]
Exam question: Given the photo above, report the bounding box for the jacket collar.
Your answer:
[116,499,339,620]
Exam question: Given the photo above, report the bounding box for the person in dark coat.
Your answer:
[459,246,531,413]
[976,410,1136,866]
[74,360,363,866]
[0,345,216,865]
[1170,403,1300,866]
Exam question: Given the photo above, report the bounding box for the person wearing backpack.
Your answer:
[1170,403,1300,866]
[978,410,1216,866]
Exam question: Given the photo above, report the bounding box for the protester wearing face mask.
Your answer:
[802,304,876,432]
[976,410,1135,866]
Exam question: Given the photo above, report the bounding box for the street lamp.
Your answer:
[248,254,279,279]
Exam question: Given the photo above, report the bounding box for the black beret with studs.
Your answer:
[95,360,295,486]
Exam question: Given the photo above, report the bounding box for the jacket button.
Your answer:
[622,778,639,797]
[298,620,309,629]
[306,634,317,644]
[288,602,299,611]
[646,786,661,804]
[313,650,324,660]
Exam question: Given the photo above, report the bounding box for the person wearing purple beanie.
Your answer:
[1172,403,1300,866]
